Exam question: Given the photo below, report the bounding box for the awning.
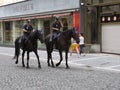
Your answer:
[35,15,52,19]
[2,12,71,21]
[21,16,35,20]
[2,18,21,21]
[53,13,70,17]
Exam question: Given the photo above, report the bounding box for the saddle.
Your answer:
[19,35,27,44]
[50,33,61,49]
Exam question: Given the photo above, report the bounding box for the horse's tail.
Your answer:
[13,38,20,59]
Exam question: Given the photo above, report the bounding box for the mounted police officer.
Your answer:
[23,19,35,39]
[51,16,63,48]
[19,19,35,44]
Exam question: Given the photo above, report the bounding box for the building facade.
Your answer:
[84,0,120,54]
[0,0,80,49]
[0,0,120,54]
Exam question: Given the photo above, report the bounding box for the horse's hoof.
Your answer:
[38,66,41,68]
[15,61,18,64]
[26,66,30,68]
[52,65,55,68]
[22,65,25,67]
[56,63,60,67]
[48,64,50,67]
[66,66,70,69]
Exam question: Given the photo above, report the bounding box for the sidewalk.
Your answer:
[68,52,120,72]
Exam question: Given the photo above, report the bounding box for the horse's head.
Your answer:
[71,28,80,44]
[36,30,44,43]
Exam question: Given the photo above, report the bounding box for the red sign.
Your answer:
[73,12,80,34]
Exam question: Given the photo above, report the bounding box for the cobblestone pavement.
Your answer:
[0,47,120,90]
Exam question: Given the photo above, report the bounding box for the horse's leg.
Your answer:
[49,48,54,67]
[26,51,30,68]
[50,51,54,67]
[56,50,63,67]
[47,49,50,67]
[15,56,19,64]
[22,50,25,67]
[65,51,70,69]
[34,50,41,68]
[15,41,20,64]
[46,46,50,67]
[47,45,54,67]
[50,45,55,67]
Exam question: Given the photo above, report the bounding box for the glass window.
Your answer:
[14,20,23,38]
[30,19,38,30]
[3,21,13,43]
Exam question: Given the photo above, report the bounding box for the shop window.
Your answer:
[31,19,38,29]
[15,20,23,38]
[15,20,23,29]
[62,18,68,31]
[3,21,12,43]
[5,22,10,30]
[43,20,50,37]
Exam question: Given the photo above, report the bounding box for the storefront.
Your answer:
[98,2,120,54]
[0,0,80,49]
[83,0,120,54]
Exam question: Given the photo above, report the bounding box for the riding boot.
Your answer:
[21,36,26,49]
[18,36,22,43]
[49,35,53,42]
[51,38,57,49]
[54,38,57,49]
[52,38,55,49]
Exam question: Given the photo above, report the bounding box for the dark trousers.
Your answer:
[50,30,61,48]
[50,30,60,42]
[80,44,85,54]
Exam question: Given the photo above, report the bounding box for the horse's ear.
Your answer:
[72,27,78,34]
[38,29,43,34]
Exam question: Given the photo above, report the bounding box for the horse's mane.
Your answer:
[45,29,72,42]
[60,29,72,35]
[62,29,72,33]
[28,30,38,39]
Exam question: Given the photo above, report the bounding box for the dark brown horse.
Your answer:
[13,30,44,68]
[45,28,80,69]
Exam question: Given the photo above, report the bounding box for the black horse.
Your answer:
[13,30,44,68]
[45,28,80,69]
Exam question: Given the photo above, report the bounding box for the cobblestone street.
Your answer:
[0,47,120,90]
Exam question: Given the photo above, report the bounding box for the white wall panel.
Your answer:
[102,24,120,54]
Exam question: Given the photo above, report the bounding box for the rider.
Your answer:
[19,19,35,43]
[51,16,63,47]
[23,19,35,38]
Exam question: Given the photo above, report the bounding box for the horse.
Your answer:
[45,28,80,69]
[13,30,44,68]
